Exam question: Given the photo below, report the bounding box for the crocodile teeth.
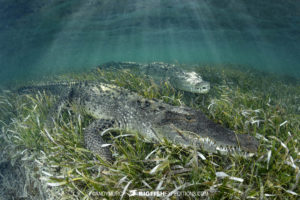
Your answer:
[216,146,228,152]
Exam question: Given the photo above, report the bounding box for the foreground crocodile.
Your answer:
[98,62,211,94]
[18,82,258,161]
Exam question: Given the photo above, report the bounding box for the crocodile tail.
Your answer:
[17,81,80,95]
[18,85,57,95]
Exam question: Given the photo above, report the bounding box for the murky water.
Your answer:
[0,0,299,84]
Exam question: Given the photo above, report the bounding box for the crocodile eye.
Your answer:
[202,87,206,89]
[144,100,151,107]
[185,115,193,120]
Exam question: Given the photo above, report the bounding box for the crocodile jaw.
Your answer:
[153,106,258,156]
[191,81,210,94]
[172,72,211,94]
[183,72,210,94]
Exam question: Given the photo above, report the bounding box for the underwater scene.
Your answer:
[0,0,299,199]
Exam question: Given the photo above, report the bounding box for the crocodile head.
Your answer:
[153,106,258,156]
[171,71,211,94]
[190,81,210,94]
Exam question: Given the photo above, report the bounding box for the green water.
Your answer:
[0,0,299,84]
[0,1,300,199]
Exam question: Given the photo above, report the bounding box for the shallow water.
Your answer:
[0,0,299,85]
[0,1,300,199]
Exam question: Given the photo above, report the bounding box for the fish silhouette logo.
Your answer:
[129,190,137,196]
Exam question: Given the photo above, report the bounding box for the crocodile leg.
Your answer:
[84,119,118,161]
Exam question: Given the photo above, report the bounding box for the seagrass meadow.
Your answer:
[0,64,299,199]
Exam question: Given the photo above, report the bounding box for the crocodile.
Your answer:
[98,62,211,94]
[18,82,258,161]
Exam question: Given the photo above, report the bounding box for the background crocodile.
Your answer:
[18,82,258,161]
[98,62,211,94]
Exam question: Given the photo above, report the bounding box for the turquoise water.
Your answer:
[0,1,300,199]
[0,0,299,84]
